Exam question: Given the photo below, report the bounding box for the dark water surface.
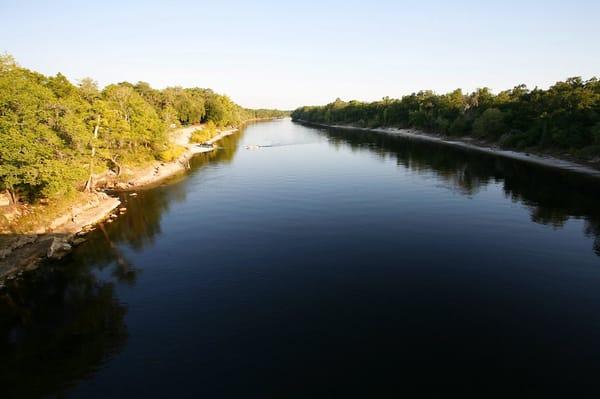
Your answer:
[3,119,600,397]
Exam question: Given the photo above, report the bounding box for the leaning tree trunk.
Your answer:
[84,115,101,192]
[6,188,17,205]
[108,154,122,177]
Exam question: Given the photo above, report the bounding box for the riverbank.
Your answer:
[296,120,600,178]
[0,191,121,283]
[0,122,245,283]
[107,125,239,190]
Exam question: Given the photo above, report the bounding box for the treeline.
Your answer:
[292,77,600,158]
[0,55,286,204]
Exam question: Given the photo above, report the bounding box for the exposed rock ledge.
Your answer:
[0,192,120,283]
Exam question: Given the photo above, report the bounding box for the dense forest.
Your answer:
[292,77,600,159]
[0,55,286,204]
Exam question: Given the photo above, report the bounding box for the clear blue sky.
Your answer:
[1,0,599,109]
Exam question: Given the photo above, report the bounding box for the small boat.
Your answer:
[244,145,260,150]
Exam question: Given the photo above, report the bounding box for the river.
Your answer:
[2,118,600,397]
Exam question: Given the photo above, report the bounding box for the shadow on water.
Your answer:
[0,256,127,398]
[4,123,600,397]
[321,126,600,257]
[0,130,244,398]
[96,130,243,254]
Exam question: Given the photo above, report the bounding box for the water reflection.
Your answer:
[0,130,244,398]
[0,261,127,398]
[3,122,600,397]
[104,130,243,253]
[322,126,600,257]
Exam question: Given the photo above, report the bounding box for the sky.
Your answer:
[1,0,599,110]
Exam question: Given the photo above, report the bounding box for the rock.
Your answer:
[0,193,11,207]
[71,237,87,246]
[49,213,72,230]
[116,182,128,190]
[47,237,72,259]
[0,235,38,259]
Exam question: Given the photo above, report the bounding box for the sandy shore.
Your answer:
[298,121,600,178]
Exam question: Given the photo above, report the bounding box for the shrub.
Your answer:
[575,145,600,159]
[592,122,600,145]
[472,108,506,138]
[189,121,218,143]
[158,145,185,162]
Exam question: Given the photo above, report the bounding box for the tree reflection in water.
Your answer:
[0,131,243,398]
[5,124,599,397]
[0,261,127,398]
[323,126,600,257]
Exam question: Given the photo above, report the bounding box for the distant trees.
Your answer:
[292,77,600,158]
[204,94,229,126]
[472,108,505,138]
[0,55,287,204]
[162,86,205,125]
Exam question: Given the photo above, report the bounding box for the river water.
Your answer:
[3,119,600,397]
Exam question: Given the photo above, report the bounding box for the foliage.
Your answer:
[472,108,505,138]
[0,57,89,202]
[190,121,217,143]
[0,55,287,204]
[162,86,205,125]
[292,77,600,156]
[157,144,186,162]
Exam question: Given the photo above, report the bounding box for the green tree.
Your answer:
[0,55,287,204]
[472,108,506,138]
